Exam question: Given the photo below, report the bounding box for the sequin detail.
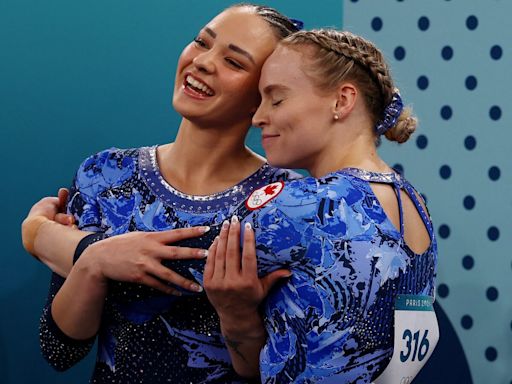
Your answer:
[246,170,437,383]
[40,146,301,383]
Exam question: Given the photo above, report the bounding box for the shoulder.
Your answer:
[264,165,304,183]
[77,147,141,172]
[245,171,362,214]
[315,171,367,202]
[73,146,146,192]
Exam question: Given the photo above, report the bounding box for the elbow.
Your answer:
[40,351,75,372]
[233,366,260,380]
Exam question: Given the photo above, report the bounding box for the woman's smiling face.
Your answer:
[173,7,279,127]
[253,45,337,172]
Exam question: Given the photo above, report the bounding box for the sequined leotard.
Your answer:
[245,169,437,383]
[39,146,301,384]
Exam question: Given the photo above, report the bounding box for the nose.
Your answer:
[252,103,268,128]
[192,50,216,74]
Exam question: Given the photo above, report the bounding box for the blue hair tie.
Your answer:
[290,18,304,31]
[375,91,403,135]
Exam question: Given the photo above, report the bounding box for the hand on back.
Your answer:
[78,227,210,295]
[203,216,291,322]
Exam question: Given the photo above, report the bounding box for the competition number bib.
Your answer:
[373,295,439,384]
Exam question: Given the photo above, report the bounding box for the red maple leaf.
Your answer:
[263,185,277,195]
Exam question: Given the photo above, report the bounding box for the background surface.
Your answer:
[0,1,341,383]
[344,1,511,383]
[2,1,510,383]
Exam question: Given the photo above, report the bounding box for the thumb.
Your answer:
[260,269,292,294]
[55,213,75,226]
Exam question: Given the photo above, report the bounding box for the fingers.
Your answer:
[204,236,218,282]
[146,262,203,293]
[54,213,75,226]
[27,196,59,218]
[225,216,241,275]
[260,269,292,295]
[212,220,229,279]
[57,188,69,211]
[136,274,183,296]
[241,222,257,276]
[158,245,208,260]
[156,226,210,243]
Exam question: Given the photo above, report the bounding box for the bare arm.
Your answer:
[204,217,291,377]
[50,244,108,339]
[50,227,211,339]
[21,189,91,277]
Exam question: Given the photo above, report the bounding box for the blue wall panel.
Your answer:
[344,1,511,383]
[0,1,341,383]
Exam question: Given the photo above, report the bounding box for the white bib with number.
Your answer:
[373,295,439,384]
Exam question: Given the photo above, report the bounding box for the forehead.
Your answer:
[260,46,311,88]
[205,8,278,57]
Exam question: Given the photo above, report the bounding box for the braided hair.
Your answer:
[281,30,417,143]
[229,3,300,39]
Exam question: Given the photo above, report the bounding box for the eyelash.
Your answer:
[193,37,245,70]
[193,37,208,48]
[272,100,283,107]
[226,58,243,69]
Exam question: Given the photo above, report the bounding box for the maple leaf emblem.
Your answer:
[263,185,278,195]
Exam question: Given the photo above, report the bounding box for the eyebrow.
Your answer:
[228,44,255,64]
[262,84,290,95]
[203,27,255,64]
[205,27,216,38]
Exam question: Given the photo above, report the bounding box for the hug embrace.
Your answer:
[22,3,438,383]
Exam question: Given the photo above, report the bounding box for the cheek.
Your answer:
[176,44,195,71]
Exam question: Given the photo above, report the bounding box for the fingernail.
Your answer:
[245,222,252,230]
[202,226,211,233]
[222,220,230,230]
[191,283,203,293]
[67,217,74,225]
[231,215,238,223]
[199,249,208,258]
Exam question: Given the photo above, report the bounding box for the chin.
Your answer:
[265,156,293,170]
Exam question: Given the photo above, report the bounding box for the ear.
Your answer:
[332,83,358,118]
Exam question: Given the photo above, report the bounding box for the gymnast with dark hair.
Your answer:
[21,4,301,382]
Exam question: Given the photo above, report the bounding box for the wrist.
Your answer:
[219,311,265,338]
[73,242,108,285]
[21,215,51,257]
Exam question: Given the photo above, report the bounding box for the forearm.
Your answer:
[40,273,96,370]
[219,312,267,378]
[23,216,91,277]
[51,252,108,340]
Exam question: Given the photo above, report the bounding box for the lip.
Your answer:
[182,72,215,100]
[261,133,280,147]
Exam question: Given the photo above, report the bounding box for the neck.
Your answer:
[157,118,265,195]
[309,123,391,178]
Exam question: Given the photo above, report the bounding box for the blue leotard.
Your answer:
[244,168,437,383]
[40,146,436,383]
[39,146,300,383]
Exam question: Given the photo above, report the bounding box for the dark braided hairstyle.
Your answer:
[281,29,417,143]
[229,3,300,39]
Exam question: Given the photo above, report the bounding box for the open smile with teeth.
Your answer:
[185,75,214,96]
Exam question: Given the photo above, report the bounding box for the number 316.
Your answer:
[400,329,430,362]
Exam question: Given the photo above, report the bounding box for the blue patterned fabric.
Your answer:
[39,146,300,384]
[40,145,436,383]
[244,169,437,383]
